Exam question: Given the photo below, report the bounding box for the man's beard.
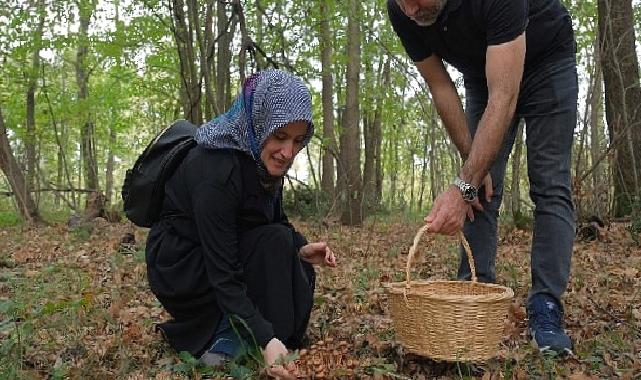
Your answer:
[410,0,447,26]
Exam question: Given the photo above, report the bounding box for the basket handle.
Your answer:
[404,225,477,289]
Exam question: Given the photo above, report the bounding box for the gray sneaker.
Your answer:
[199,351,230,366]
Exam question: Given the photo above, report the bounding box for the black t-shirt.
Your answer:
[387,0,575,80]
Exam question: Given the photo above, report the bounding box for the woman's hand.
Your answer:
[263,338,296,379]
[299,242,337,267]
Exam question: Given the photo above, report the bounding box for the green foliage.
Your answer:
[0,298,21,379]
[166,316,297,379]
[40,209,73,224]
[282,185,333,218]
[0,0,465,219]
[511,211,534,231]
[169,351,215,376]
[353,267,379,303]
[162,314,306,378]
[70,223,93,241]
[0,210,21,227]
[364,361,402,378]
[1,0,595,221]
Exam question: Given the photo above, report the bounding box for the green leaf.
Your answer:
[177,350,199,365]
[228,363,253,379]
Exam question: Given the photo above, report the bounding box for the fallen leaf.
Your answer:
[569,372,598,380]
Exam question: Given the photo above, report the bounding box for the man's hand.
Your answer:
[469,173,493,212]
[425,173,493,235]
[424,186,471,235]
[299,242,337,267]
[481,173,493,203]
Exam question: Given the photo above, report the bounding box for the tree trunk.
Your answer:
[76,1,99,192]
[389,124,399,207]
[0,106,42,224]
[418,125,428,210]
[362,60,378,209]
[598,0,641,216]
[577,37,607,220]
[253,0,266,69]
[429,111,437,201]
[234,0,252,84]
[171,0,201,124]
[574,93,590,181]
[363,116,374,203]
[511,121,524,219]
[364,57,389,211]
[105,0,119,206]
[216,0,234,112]
[105,124,116,205]
[50,69,76,209]
[196,0,217,120]
[374,59,390,207]
[320,0,336,196]
[56,143,63,208]
[409,146,415,211]
[305,145,319,190]
[339,0,362,226]
[589,35,607,218]
[336,107,346,200]
[255,0,263,45]
[77,146,82,190]
[25,0,45,196]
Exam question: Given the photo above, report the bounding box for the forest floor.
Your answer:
[1,215,640,379]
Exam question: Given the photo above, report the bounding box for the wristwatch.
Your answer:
[453,176,478,202]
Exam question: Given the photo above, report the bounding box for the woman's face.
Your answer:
[260,121,309,177]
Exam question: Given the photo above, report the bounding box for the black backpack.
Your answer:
[122,120,198,227]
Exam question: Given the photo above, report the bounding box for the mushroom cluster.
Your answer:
[289,338,359,378]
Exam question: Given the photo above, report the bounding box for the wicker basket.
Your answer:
[386,225,514,361]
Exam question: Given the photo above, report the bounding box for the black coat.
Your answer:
[145,147,309,355]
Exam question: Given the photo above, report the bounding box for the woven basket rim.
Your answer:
[384,280,514,302]
[386,228,514,361]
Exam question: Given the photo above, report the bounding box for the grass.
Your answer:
[1,265,89,378]
[0,210,21,228]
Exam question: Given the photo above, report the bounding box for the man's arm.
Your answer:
[421,33,526,235]
[415,55,472,160]
[459,33,526,187]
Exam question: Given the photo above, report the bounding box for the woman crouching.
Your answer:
[145,69,337,376]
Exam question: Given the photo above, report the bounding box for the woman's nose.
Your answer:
[281,141,294,159]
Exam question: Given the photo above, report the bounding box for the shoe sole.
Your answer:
[531,336,574,356]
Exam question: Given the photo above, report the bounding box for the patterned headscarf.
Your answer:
[195,69,314,191]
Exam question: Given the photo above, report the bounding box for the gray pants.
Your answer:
[459,56,578,307]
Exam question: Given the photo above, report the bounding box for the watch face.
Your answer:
[454,177,477,201]
[462,184,477,201]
